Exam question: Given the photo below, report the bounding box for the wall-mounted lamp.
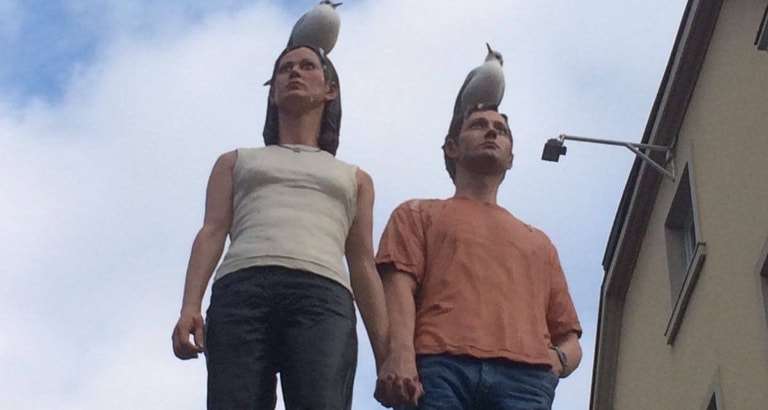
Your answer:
[541,134,676,180]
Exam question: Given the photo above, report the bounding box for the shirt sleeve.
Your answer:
[546,244,583,341]
[375,200,427,285]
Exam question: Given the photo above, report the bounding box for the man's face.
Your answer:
[272,47,336,109]
[448,110,514,177]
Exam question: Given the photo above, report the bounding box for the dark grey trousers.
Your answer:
[205,266,357,410]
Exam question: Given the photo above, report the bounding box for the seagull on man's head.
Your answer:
[449,43,506,134]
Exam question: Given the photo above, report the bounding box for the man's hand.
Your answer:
[172,310,206,360]
[548,332,581,378]
[548,347,564,378]
[374,350,424,407]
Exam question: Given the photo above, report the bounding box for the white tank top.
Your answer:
[215,145,358,291]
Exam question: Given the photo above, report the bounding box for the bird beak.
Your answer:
[263,78,272,87]
[332,2,343,8]
[486,42,493,53]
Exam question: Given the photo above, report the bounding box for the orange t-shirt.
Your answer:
[376,197,582,366]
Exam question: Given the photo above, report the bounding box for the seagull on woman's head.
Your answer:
[287,0,343,54]
[264,1,343,86]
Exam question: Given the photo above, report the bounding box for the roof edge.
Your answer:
[590,0,725,408]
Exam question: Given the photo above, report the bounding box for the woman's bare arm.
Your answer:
[345,169,389,369]
[172,151,235,360]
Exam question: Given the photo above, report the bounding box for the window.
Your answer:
[706,394,718,410]
[758,237,768,332]
[664,164,706,344]
[665,166,701,298]
[756,4,768,51]
[702,371,722,410]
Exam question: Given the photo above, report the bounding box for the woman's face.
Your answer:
[272,47,336,110]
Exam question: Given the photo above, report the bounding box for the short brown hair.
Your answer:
[442,105,511,182]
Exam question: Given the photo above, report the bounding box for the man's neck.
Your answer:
[452,169,504,205]
[277,105,324,147]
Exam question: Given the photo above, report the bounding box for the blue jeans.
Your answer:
[398,354,559,410]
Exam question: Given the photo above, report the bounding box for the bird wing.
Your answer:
[287,13,308,47]
[452,67,478,120]
[448,67,478,135]
[499,78,505,106]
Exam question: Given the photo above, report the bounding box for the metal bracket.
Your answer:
[559,134,676,180]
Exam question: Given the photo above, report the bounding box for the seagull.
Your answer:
[287,0,343,54]
[264,1,342,86]
[450,43,505,130]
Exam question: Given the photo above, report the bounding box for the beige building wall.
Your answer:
[613,1,768,409]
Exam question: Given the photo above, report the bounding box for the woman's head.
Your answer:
[263,45,342,155]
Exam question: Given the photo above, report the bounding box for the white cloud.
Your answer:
[0,1,686,409]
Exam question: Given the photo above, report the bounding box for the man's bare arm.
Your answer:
[172,151,235,360]
[345,169,389,369]
[375,265,423,407]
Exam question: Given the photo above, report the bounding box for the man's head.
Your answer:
[443,106,514,182]
[263,45,342,155]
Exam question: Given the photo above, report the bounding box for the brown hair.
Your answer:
[262,45,342,155]
[442,104,511,182]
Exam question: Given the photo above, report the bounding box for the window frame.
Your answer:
[705,394,718,410]
[757,236,768,334]
[701,369,723,410]
[756,3,768,51]
[664,162,707,344]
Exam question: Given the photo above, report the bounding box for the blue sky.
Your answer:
[0,1,687,409]
[0,0,318,103]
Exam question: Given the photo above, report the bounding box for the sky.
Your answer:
[0,0,687,409]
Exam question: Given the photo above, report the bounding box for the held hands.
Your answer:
[374,350,424,408]
[172,309,206,359]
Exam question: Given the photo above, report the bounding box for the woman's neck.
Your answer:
[277,105,324,147]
